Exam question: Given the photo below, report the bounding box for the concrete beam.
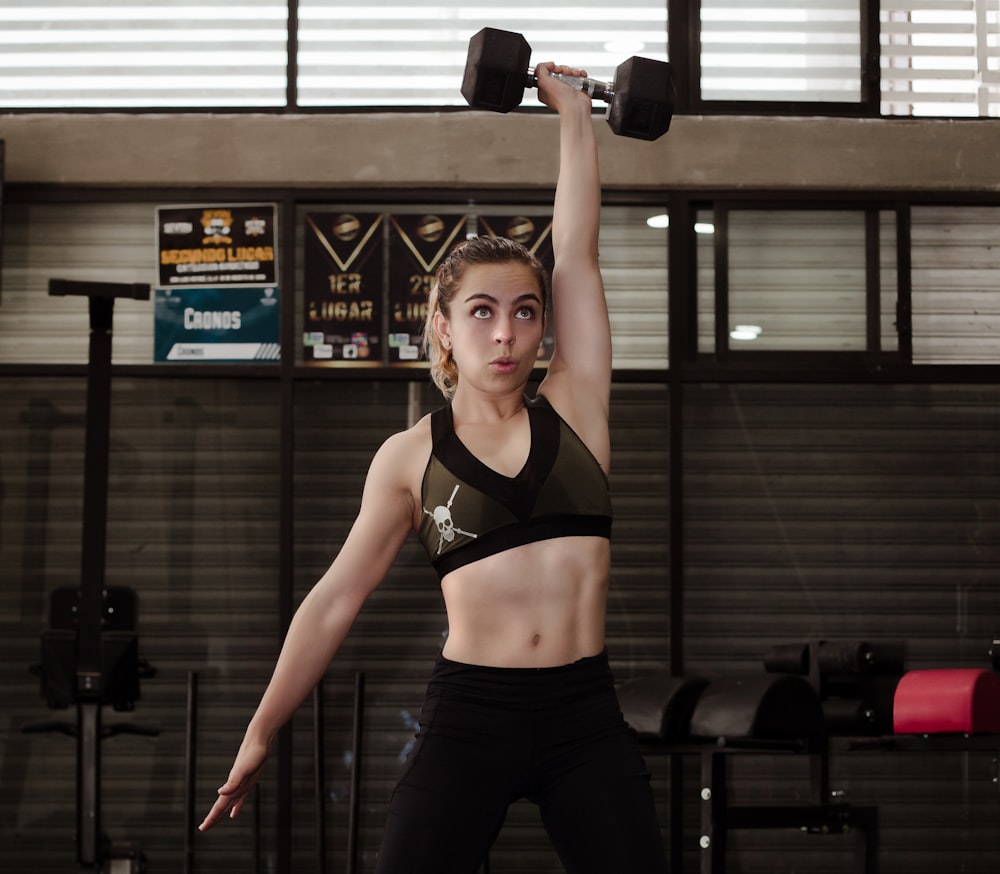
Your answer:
[1,111,998,192]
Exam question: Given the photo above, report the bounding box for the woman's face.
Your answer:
[434,262,545,394]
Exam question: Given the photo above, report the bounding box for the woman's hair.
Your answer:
[422,235,549,400]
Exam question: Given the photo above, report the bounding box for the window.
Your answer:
[699,0,863,103]
[696,206,902,358]
[0,1,290,108]
[881,0,1000,116]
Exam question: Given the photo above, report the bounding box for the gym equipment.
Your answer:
[461,27,674,141]
[27,278,154,872]
[763,639,904,735]
[893,668,1000,734]
[688,674,826,742]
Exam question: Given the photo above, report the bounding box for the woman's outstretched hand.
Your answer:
[198,735,269,831]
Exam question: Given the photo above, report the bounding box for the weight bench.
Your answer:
[619,645,885,874]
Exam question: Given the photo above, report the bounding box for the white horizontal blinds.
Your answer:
[296,1,668,107]
[727,210,868,352]
[911,205,1000,363]
[0,202,157,364]
[697,209,717,354]
[881,0,1000,117]
[0,1,288,108]
[699,0,862,102]
[880,210,900,353]
[601,206,669,369]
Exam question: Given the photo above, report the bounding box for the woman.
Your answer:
[200,63,668,873]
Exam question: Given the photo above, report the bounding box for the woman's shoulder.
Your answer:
[371,411,435,477]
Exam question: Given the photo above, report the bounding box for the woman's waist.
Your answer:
[428,646,614,702]
[439,546,609,668]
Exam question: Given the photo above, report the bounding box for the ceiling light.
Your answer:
[730,324,762,341]
[604,39,646,55]
[645,215,716,235]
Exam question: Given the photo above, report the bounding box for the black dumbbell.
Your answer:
[461,27,674,141]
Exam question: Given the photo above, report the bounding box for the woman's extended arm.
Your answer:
[199,431,416,830]
[535,63,612,465]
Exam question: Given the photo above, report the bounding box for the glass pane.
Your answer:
[727,210,867,352]
[911,205,1000,364]
[297,0,668,107]
[0,0,289,108]
[697,208,717,355]
[881,1,1000,117]
[880,210,899,353]
[700,0,862,102]
[0,202,158,365]
[603,206,669,369]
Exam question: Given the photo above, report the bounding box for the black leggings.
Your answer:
[375,650,669,874]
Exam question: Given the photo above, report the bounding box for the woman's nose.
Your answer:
[493,318,514,344]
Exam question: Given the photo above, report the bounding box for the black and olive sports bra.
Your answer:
[418,394,612,579]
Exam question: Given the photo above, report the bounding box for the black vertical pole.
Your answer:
[184,670,199,874]
[314,681,327,874]
[276,197,297,873]
[667,194,695,872]
[77,293,115,869]
[48,278,150,869]
[347,671,365,874]
[77,700,102,867]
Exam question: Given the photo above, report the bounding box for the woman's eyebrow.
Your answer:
[462,292,541,305]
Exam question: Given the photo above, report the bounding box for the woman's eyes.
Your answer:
[470,305,537,320]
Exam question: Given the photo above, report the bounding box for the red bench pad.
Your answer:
[893,669,1000,734]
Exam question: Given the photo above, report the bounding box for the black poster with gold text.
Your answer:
[387,213,468,364]
[157,204,277,287]
[303,212,384,364]
[477,213,555,362]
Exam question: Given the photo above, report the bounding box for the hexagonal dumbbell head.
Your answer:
[461,27,533,113]
[607,57,675,141]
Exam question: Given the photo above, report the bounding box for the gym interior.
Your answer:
[1,3,999,873]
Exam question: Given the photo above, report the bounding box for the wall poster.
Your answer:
[387,213,468,364]
[156,203,278,287]
[302,212,385,364]
[301,209,555,367]
[154,203,280,363]
[154,286,280,362]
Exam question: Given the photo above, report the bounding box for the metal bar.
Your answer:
[77,701,102,868]
[347,671,366,874]
[77,295,114,693]
[667,192,694,677]
[865,209,881,354]
[314,681,327,874]
[184,671,198,874]
[286,0,299,109]
[700,751,727,874]
[254,784,262,874]
[669,752,684,874]
[276,195,298,873]
[895,205,913,362]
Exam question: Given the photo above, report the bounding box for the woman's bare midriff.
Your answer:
[438,536,610,668]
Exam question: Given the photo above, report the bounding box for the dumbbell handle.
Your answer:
[527,68,615,103]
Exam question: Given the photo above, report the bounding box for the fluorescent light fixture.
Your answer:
[645,214,716,235]
[730,324,762,341]
[604,39,646,55]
